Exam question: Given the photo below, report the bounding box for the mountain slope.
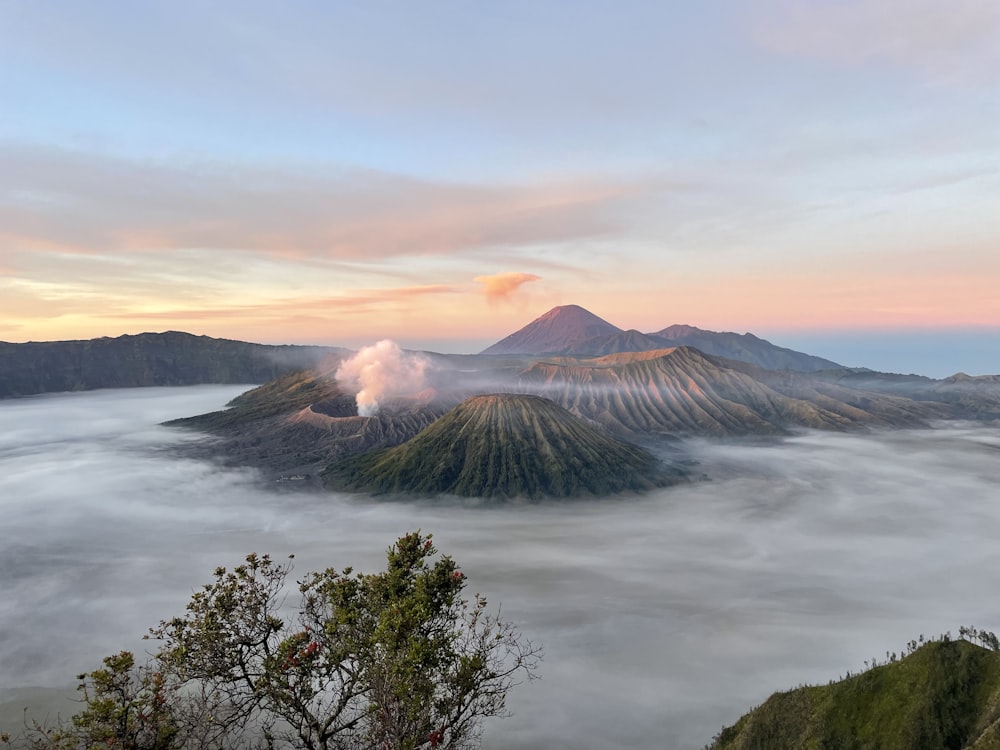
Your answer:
[649,325,841,371]
[710,639,1000,750]
[480,305,621,355]
[553,329,672,357]
[0,332,337,397]
[554,326,842,371]
[816,369,1000,419]
[517,348,938,437]
[480,304,842,370]
[166,369,444,477]
[328,394,676,498]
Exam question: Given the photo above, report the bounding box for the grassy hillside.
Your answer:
[711,638,1000,750]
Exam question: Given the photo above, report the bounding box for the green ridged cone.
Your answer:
[327,393,678,499]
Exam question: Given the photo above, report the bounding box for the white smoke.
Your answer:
[335,340,430,416]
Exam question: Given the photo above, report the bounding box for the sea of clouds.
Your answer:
[1,386,999,749]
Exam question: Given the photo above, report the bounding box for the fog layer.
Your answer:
[2,388,999,749]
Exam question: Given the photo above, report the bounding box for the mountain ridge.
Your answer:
[481,304,842,371]
[516,346,938,437]
[0,331,340,398]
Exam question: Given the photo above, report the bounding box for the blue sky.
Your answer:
[1,0,998,376]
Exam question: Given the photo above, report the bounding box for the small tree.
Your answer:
[2,651,180,750]
[150,532,540,749]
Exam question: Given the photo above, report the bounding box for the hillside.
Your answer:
[328,394,678,498]
[166,369,444,478]
[816,369,1000,420]
[652,324,842,372]
[517,347,938,437]
[0,332,337,397]
[554,325,842,371]
[710,639,1000,750]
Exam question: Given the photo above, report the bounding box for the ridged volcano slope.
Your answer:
[166,369,444,475]
[328,394,675,498]
[518,347,940,437]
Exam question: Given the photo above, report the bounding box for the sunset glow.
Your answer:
[1,1,997,373]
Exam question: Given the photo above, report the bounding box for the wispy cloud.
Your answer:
[94,285,458,321]
[0,144,662,261]
[473,272,541,303]
[753,0,1000,83]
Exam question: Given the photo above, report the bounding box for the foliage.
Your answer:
[1,652,179,750]
[709,632,1000,750]
[3,533,538,750]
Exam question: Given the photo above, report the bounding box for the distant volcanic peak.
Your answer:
[331,393,673,499]
[654,324,708,338]
[480,304,622,355]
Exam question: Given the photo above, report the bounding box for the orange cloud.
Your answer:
[96,285,458,321]
[473,272,541,303]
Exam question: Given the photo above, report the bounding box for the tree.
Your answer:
[1,652,179,750]
[148,532,540,750]
[3,533,537,750]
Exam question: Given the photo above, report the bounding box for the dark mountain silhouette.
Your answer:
[0,332,339,397]
[480,305,621,355]
[328,394,677,498]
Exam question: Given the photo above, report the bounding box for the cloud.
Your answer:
[753,0,1000,83]
[97,285,458,322]
[4,389,1000,748]
[0,144,661,262]
[334,339,431,416]
[473,272,541,303]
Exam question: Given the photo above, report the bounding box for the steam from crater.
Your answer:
[335,340,430,416]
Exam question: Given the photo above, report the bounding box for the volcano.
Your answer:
[518,348,938,436]
[328,393,677,499]
[480,305,621,355]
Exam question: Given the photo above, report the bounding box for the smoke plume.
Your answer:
[335,340,430,416]
[474,272,541,303]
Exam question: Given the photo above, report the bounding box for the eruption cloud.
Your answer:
[335,340,430,416]
[474,272,541,303]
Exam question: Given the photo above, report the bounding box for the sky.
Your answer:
[1,1,998,374]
